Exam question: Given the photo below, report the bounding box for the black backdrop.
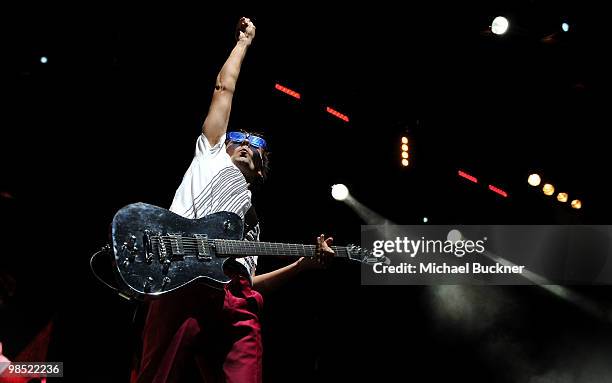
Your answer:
[2,2,612,382]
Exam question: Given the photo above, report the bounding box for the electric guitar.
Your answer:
[109,203,375,300]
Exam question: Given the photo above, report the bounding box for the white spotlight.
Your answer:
[491,16,509,35]
[561,22,569,32]
[331,184,349,201]
[423,217,429,223]
[40,56,48,64]
[528,174,541,187]
[447,229,463,243]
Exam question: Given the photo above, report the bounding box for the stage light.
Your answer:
[40,56,48,64]
[543,183,555,196]
[561,22,570,32]
[458,170,478,183]
[491,16,509,35]
[400,137,410,166]
[557,193,568,203]
[447,229,463,242]
[423,217,428,223]
[331,184,349,201]
[274,83,301,99]
[488,185,508,198]
[571,199,582,209]
[528,174,541,187]
[326,107,349,122]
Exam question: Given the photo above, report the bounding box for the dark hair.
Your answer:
[226,130,271,183]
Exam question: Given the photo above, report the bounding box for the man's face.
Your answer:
[226,140,264,182]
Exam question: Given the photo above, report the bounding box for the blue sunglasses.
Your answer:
[227,131,267,150]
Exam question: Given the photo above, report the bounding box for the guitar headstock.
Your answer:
[346,244,390,265]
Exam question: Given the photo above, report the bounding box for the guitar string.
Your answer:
[150,236,353,252]
[150,237,350,253]
[150,245,337,257]
[146,239,351,258]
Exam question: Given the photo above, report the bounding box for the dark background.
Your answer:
[2,1,612,382]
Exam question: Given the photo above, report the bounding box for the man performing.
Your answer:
[132,17,335,383]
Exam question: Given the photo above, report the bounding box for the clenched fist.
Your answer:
[236,17,256,45]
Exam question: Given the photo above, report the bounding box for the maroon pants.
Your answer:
[132,276,263,383]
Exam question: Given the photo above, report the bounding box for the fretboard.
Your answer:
[213,239,349,259]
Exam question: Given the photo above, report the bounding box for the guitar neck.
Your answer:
[214,239,350,259]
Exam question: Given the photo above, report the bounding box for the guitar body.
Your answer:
[107,202,372,301]
[111,203,244,299]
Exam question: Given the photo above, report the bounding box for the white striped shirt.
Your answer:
[170,133,258,281]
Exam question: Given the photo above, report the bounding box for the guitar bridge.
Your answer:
[143,230,154,264]
[157,235,170,264]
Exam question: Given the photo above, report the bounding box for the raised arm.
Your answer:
[202,17,256,145]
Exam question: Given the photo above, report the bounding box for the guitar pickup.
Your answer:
[194,234,212,261]
[167,234,185,259]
